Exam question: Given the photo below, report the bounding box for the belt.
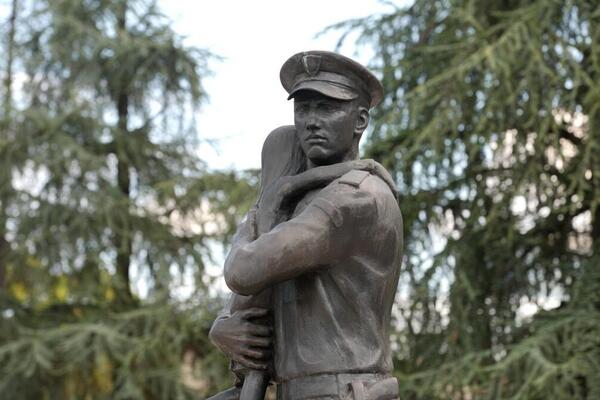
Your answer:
[277,372,397,400]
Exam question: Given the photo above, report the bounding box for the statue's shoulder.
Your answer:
[337,169,371,188]
[336,161,398,202]
[325,169,400,230]
[334,171,390,206]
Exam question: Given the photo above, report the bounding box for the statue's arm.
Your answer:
[224,188,377,296]
[269,159,380,212]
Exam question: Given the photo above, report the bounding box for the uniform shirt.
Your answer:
[225,167,403,382]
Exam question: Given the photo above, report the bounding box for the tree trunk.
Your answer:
[3,0,17,117]
[113,1,134,304]
[0,235,7,290]
[0,0,19,290]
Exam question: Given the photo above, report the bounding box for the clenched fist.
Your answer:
[209,307,272,370]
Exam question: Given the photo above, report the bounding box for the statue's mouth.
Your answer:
[306,135,327,144]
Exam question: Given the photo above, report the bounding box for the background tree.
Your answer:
[0,0,254,398]
[335,0,600,398]
[0,0,21,292]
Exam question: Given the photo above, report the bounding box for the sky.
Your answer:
[158,0,397,171]
[0,0,398,170]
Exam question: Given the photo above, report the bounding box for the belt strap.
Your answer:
[351,380,368,400]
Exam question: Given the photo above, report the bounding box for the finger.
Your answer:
[247,324,271,337]
[241,308,269,319]
[245,337,271,348]
[242,347,271,360]
[279,179,294,197]
[357,160,371,170]
[238,356,268,370]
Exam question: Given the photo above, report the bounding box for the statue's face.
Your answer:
[293,91,360,166]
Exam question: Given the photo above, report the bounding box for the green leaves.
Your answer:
[0,303,230,399]
[338,0,600,398]
[0,0,255,397]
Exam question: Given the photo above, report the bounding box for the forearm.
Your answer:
[224,212,335,295]
[225,180,378,296]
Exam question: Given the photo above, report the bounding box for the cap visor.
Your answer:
[287,81,358,101]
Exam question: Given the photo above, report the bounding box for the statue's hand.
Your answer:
[209,308,272,370]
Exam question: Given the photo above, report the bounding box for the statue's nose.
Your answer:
[306,114,321,131]
[306,120,320,132]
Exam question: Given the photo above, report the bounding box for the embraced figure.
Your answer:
[209,51,403,400]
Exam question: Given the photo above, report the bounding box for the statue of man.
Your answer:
[210,51,403,400]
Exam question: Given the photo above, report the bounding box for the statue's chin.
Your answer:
[306,148,339,167]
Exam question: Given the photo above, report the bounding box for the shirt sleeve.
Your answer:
[224,186,378,295]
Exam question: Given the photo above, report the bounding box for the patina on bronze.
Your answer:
[208,51,403,400]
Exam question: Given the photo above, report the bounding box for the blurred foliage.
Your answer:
[0,294,232,399]
[0,0,255,398]
[333,0,600,398]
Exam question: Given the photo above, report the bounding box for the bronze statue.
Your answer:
[208,51,403,400]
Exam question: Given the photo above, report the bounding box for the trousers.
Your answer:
[276,373,399,400]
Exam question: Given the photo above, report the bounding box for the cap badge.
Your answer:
[302,54,321,76]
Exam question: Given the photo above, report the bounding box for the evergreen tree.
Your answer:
[335,0,600,398]
[0,0,21,292]
[0,0,254,397]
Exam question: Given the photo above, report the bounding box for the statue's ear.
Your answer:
[354,106,370,137]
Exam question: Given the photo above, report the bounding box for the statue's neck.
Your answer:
[306,148,359,170]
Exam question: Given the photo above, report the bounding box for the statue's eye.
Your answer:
[319,103,336,112]
[295,104,309,113]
